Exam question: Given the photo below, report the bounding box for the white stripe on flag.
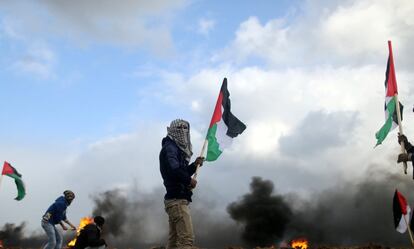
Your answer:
[397,206,411,233]
[216,117,232,149]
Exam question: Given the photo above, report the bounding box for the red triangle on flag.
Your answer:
[2,161,14,175]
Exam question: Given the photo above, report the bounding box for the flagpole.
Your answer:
[0,174,3,192]
[403,214,414,248]
[389,41,408,174]
[0,161,4,192]
[192,139,208,180]
[395,93,408,174]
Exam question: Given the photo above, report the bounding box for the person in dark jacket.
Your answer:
[73,216,106,249]
[41,190,77,249]
[159,119,204,249]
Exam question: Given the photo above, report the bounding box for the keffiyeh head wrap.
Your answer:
[167,119,193,161]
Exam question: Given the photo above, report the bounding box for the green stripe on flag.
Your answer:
[375,97,397,146]
[206,124,222,161]
[6,173,26,201]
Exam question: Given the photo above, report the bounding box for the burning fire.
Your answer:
[0,240,3,249]
[291,238,308,249]
[67,217,94,247]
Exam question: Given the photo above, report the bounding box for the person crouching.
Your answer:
[73,216,107,249]
[41,190,77,249]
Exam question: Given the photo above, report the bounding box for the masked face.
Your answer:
[167,119,193,160]
[63,190,75,205]
[66,198,74,205]
[177,124,189,132]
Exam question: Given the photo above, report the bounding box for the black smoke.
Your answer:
[286,168,414,246]
[227,168,414,247]
[227,177,293,247]
[0,222,44,248]
[92,189,128,237]
[90,188,160,248]
[3,167,413,248]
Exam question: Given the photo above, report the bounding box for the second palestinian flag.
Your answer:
[206,78,246,161]
[2,161,26,201]
[393,189,411,233]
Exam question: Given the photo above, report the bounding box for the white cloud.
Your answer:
[151,60,414,182]
[0,19,22,40]
[228,17,289,63]
[197,18,216,35]
[12,44,56,79]
[244,120,289,156]
[0,0,189,55]
[319,0,410,58]
[219,0,414,67]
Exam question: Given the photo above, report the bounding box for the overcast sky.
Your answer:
[1,0,414,236]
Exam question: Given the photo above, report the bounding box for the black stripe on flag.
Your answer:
[220,78,247,138]
[385,56,390,89]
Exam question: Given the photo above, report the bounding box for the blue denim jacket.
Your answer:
[43,196,68,225]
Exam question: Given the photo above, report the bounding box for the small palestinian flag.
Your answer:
[393,189,411,233]
[2,161,26,201]
[206,78,246,161]
[375,41,403,146]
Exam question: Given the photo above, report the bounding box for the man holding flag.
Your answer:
[375,41,403,147]
[159,119,204,249]
[159,78,246,249]
[375,41,409,174]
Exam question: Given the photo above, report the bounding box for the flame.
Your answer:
[291,238,308,249]
[67,217,94,247]
[0,240,3,249]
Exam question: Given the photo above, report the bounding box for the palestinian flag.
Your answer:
[2,161,26,201]
[375,41,403,146]
[393,189,411,233]
[206,78,246,161]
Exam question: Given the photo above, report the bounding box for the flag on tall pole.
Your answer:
[375,41,404,146]
[1,161,26,201]
[205,78,246,161]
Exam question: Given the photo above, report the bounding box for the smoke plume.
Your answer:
[286,167,414,246]
[2,166,413,248]
[92,189,128,237]
[0,222,44,248]
[226,167,414,247]
[227,177,292,247]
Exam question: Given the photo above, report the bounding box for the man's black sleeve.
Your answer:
[165,145,192,186]
[187,161,198,176]
[406,141,414,154]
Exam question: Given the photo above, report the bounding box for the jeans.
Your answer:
[164,199,194,249]
[41,221,63,249]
